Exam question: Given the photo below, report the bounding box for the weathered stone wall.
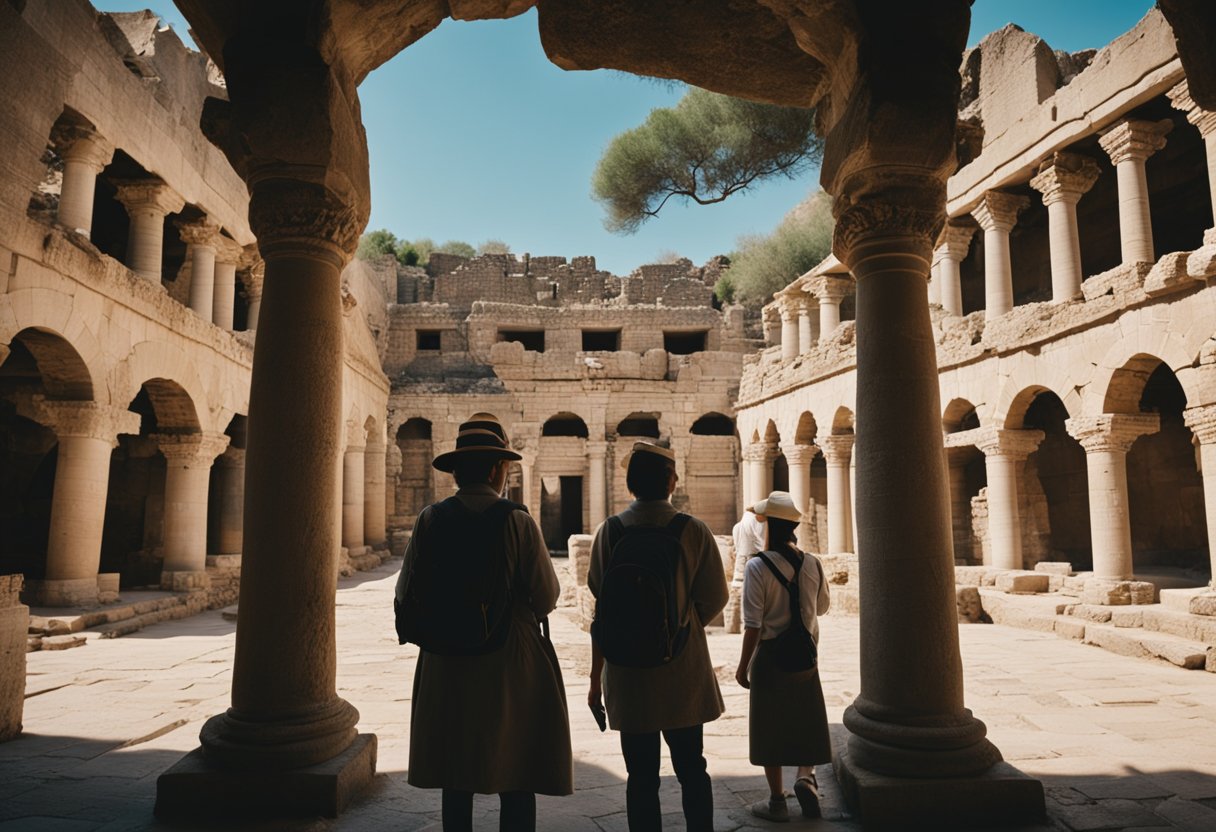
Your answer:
[0,574,27,742]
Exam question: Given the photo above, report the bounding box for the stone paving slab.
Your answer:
[2,558,1213,831]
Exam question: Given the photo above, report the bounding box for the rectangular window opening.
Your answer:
[581,329,621,351]
[416,330,442,351]
[663,330,707,355]
[498,329,545,352]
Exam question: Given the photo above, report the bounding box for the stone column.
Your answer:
[1184,405,1216,585]
[974,428,1044,571]
[179,219,221,322]
[587,439,608,530]
[21,400,139,606]
[821,433,855,554]
[155,432,230,590]
[1168,80,1216,220]
[934,222,975,317]
[55,127,114,238]
[213,239,242,331]
[833,179,1008,796]
[518,442,538,512]
[1065,414,1160,580]
[780,303,799,360]
[1099,119,1172,265]
[242,254,265,331]
[813,276,852,343]
[781,444,818,551]
[927,258,943,306]
[797,299,816,354]
[342,425,366,551]
[1029,152,1100,302]
[114,180,184,284]
[363,437,387,549]
[212,448,245,556]
[742,442,773,508]
[971,191,1029,320]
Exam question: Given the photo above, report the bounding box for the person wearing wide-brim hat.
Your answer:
[397,416,573,830]
[734,491,832,822]
[587,440,728,832]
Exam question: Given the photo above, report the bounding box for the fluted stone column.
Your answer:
[23,400,139,606]
[1065,414,1160,580]
[780,304,799,361]
[797,299,816,354]
[55,127,114,237]
[342,427,366,551]
[518,442,538,512]
[179,219,221,322]
[740,450,757,508]
[971,191,1029,320]
[363,438,387,549]
[587,439,608,530]
[1029,152,1100,302]
[213,239,243,331]
[156,432,230,590]
[781,444,817,551]
[114,180,184,284]
[212,448,245,556]
[1099,119,1172,265]
[813,276,852,343]
[1184,405,1216,585]
[974,428,1044,570]
[934,222,975,316]
[1168,80,1216,221]
[927,257,943,306]
[821,434,855,554]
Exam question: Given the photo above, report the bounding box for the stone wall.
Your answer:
[0,575,27,742]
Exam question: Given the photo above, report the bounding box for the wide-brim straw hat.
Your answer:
[462,412,508,443]
[432,425,522,472]
[752,491,802,523]
[619,440,676,470]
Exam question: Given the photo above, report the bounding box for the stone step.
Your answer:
[1159,587,1206,613]
[977,589,1065,633]
[1141,606,1216,644]
[1083,623,1209,670]
[92,602,196,639]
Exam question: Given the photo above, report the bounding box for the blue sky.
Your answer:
[102,1,1155,275]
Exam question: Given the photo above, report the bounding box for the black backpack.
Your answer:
[591,513,691,668]
[757,549,819,673]
[394,497,523,655]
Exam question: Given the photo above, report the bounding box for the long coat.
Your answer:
[588,499,729,734]
[397,484,573,795]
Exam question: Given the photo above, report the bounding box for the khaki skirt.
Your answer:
[748,638,832,766]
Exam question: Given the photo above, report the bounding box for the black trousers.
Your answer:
[441,789,535,832]
[619,723,713,832]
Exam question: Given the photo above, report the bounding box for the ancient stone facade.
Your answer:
[740,9,1216,668]
[380,252,755,548]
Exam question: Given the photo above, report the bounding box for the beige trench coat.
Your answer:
[588,499,729,734]
[397,484,573,795]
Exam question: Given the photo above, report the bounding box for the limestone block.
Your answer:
[1081,579,1156,606]
[1,576,28,742]
[819,554,856,585]
[42,634,86,650]
[1207,649,1216,673]
[1187,231,1216,278]
[567,534,593,587]
[390,530,410,558]
[97,573,121,605]
[1189,594,1216,617]
[1034,562,1073,576]
[1068,605,1113,623]
[1110,607,1146,628]
[1080,262,1151,302]
[954,566,989,587]
[1141,607,1216,644]
[1142,251,1196,296]
[1054,618,1086,640]
[956,586,988,623]
[995,571,1050,594]
[830,586,859,615]
[161,570,212,593]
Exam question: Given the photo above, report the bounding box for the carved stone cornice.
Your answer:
[1168,79,1216,138]
[973,427,1045,460]
[934,221,976,262]
[970,191,1030,233]
[1064,414,1159,453]
[153,432,231,466]
[53,125,115,173]
[820,433,855,464]
[1029,152,1101,206]
[177,218,222,248]
[780,444,819,466]
[1098,119,1173,166]
[19,398,140,446]
[247,179,363,265]
[1184,405,1216,445]
[808,275,853,303]
[833,185,944,270]
[113,179,185,217]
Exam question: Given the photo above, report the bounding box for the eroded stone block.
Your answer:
[1034,562,1072,576]
[1081,579,1156,606]
[957,586,987,623]
[995,571,1050,594]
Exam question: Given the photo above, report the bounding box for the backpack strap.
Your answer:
[757,551,792,590]
[665,512,691,540]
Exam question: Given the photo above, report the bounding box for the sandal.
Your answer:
[750,796,790,822]
[794,775,821,818]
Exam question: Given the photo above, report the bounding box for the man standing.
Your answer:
[732,505,767,560]
[396,416,572,832]
[587,441,728,832]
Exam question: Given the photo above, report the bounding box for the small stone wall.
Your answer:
[1,574,28,742]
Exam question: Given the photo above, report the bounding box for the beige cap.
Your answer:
[619,440,676,469]
[751,491,802,523]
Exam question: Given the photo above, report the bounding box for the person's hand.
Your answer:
[735,665,750,689]
[588,678,603,709]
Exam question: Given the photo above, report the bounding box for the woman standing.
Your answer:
[734,491,832,822]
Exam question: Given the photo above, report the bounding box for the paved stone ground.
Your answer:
[4,558,1216,831]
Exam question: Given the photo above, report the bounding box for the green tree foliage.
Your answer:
[356,228,400,260]
[477,239,512,255]
[715,190,833,304]
[592,88,823,234]
[437,240,476,259]
[355,232,483,267]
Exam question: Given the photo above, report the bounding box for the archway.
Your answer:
[394,417,433,526]
[686,412,738,534]
[942,398,984,565]
[540,413,589,553]
[615,412,660,438]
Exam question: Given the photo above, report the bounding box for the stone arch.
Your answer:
[3,326,95,401]
[1091,334,1193,415]
[690,412,735,436]
[615,411,661,438]
[942,398,980,433]
[542,412,589,438]
[831,406,855,435]
[397,417,432,440]
[1002,385,1060,430]
[112,341,211,431]
[794,411,817,444]
[1017,389,1090,568]
[763,420,781,444]
[394,416,434,525]
[1103,353,1174,415]
[687,412,739,533]
[1,286,107,397]
[363,413,382,449]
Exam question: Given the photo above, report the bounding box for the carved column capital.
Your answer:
[934,221,977,262]
[344,419,367,450]
[779,302,800,323]
[113,179,185,217]
[820,433,856,464]
[973,427,1045,460]
[1029,152,1101,206]
[1099,118,1173,166]
[248,179,363,266]
[808,275,853,303]
[154,432,231,466]
[53,124,114,173]
[1065,414,1159,453]
[833,176,945,269]
[780,443,819,466]
[20,397,140,447]
[177,218,222,249]
[1184,404,1216,444]
[970,191,1030,233]
[743,441,779,464]
[1168,79,1216,138]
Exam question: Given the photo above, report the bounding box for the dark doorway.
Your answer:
[560,476,584,543]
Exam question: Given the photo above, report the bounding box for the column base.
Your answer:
[1082,578,1156,605]
[833,734,1045,829]
[160,570,212,592]
[24,578,98,607]
[154,732,376,819]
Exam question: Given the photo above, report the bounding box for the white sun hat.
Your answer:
[751,491,802,523]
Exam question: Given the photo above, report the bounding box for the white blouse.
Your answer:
[741,549,831,643]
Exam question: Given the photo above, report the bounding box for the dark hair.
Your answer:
[452,454,502,488]
[626,452,675,500]
[766,517,798,550]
